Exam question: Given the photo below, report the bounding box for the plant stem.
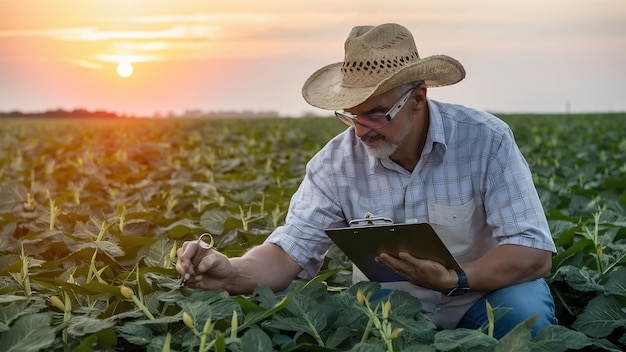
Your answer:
[486,300,494,338]
[307,320,325,346]
[199,316,213,352]
[161,332,171,352]
[360,314,375,343]
[131,295,155,320]
[62,292,71,343]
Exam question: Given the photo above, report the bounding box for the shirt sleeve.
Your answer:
[484,127,557,252]
[264,150,345,278]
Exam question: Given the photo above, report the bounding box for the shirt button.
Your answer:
[434,307,442,312]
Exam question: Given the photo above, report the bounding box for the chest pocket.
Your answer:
[428,199,479,260]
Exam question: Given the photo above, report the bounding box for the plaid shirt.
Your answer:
[265,98,556,327]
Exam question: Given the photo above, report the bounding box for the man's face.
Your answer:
[346,88,416,159]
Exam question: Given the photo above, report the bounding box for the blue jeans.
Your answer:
[456,278,557,339]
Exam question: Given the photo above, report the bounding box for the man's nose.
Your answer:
[353,121,373,138]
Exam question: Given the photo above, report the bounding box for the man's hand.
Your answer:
[376,252,458,292]
[176,242,303,294]
[176,239,234,290]
[376,245,552,293]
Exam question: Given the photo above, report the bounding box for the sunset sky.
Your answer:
[1,0,625,117]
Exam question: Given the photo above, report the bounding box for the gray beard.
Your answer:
[362,140,399,159]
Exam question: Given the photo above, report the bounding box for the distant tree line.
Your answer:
[0,108,286,119]
[0,108,123,119]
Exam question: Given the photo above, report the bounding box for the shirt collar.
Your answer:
[366,98,447,171]
[424,98,448,156]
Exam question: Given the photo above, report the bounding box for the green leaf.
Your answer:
[246,284,281,310]
[164,218,200,239]
[0,183,28,213]
[240,327,273,352]
[67,315,116,337]
[116,323,153,345]
[400,343,437,352]
[213,158,241,174]
[620,332,626,348]
[551,265,604,292]
[265,293,328,344]
[232,296,264,314]
[72,334,99,352]
[343,281,383,301]
[143,237,175,267]
[383,290,436,341]
[200,208,231,235]
[324,326,357,349]
[549,219,579,247]
[69,240,125,258]
[434,328,497,352]
[0,313,55,352]
[571,295,626,337]
[0,222,19,252]
[214,334,227,352]
[345,342,387,351]
[604,266,626,297]
[121,219,151,236]
[301,268,343,290]
[179,291,241,331]
[386,289,424,317]
[80,281,127,296]
[0,295,31,304]
[239,296,289,331]
[587,337,623,352]
[493,315,537,352]
[552,239,593,269]
[531,325,592,352]
[0,297,46,333]
[143,332,174,351]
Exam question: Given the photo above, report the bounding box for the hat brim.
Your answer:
[302,55,465,110]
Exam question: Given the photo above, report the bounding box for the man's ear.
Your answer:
[412,86,428,110]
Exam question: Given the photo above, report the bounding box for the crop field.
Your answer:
[0,113,625,351]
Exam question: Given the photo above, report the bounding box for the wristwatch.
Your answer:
[446,269,469,296]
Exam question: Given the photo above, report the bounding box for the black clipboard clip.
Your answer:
[349,212,394,227]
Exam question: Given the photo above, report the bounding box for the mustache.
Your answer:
[359,133,384,143]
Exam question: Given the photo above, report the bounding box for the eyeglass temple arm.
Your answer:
[384,88,415,120]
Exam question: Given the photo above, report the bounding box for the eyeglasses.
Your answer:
[334,88,415,129]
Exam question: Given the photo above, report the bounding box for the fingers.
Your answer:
[176,242,195,272]
[176,239,231,289]
[176,240,209,281]
[184,252,230,289]
[376,252,451,290]
[375,252,404,273]
[195,250,218,273]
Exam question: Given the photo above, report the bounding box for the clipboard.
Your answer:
[325,219,460,282]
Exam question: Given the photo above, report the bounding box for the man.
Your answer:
[177,23,557,338]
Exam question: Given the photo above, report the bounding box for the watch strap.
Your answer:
[446,268,469,296]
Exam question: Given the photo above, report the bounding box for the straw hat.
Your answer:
[302,23,465,110]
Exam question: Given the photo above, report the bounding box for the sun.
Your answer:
[116,60,134,78]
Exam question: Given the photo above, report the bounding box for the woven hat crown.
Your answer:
[341,24,420,88]
[301,23,465,110]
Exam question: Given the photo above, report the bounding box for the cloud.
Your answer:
[132,12,274,24]
[66,59,103,70]
[0,25,221,41]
